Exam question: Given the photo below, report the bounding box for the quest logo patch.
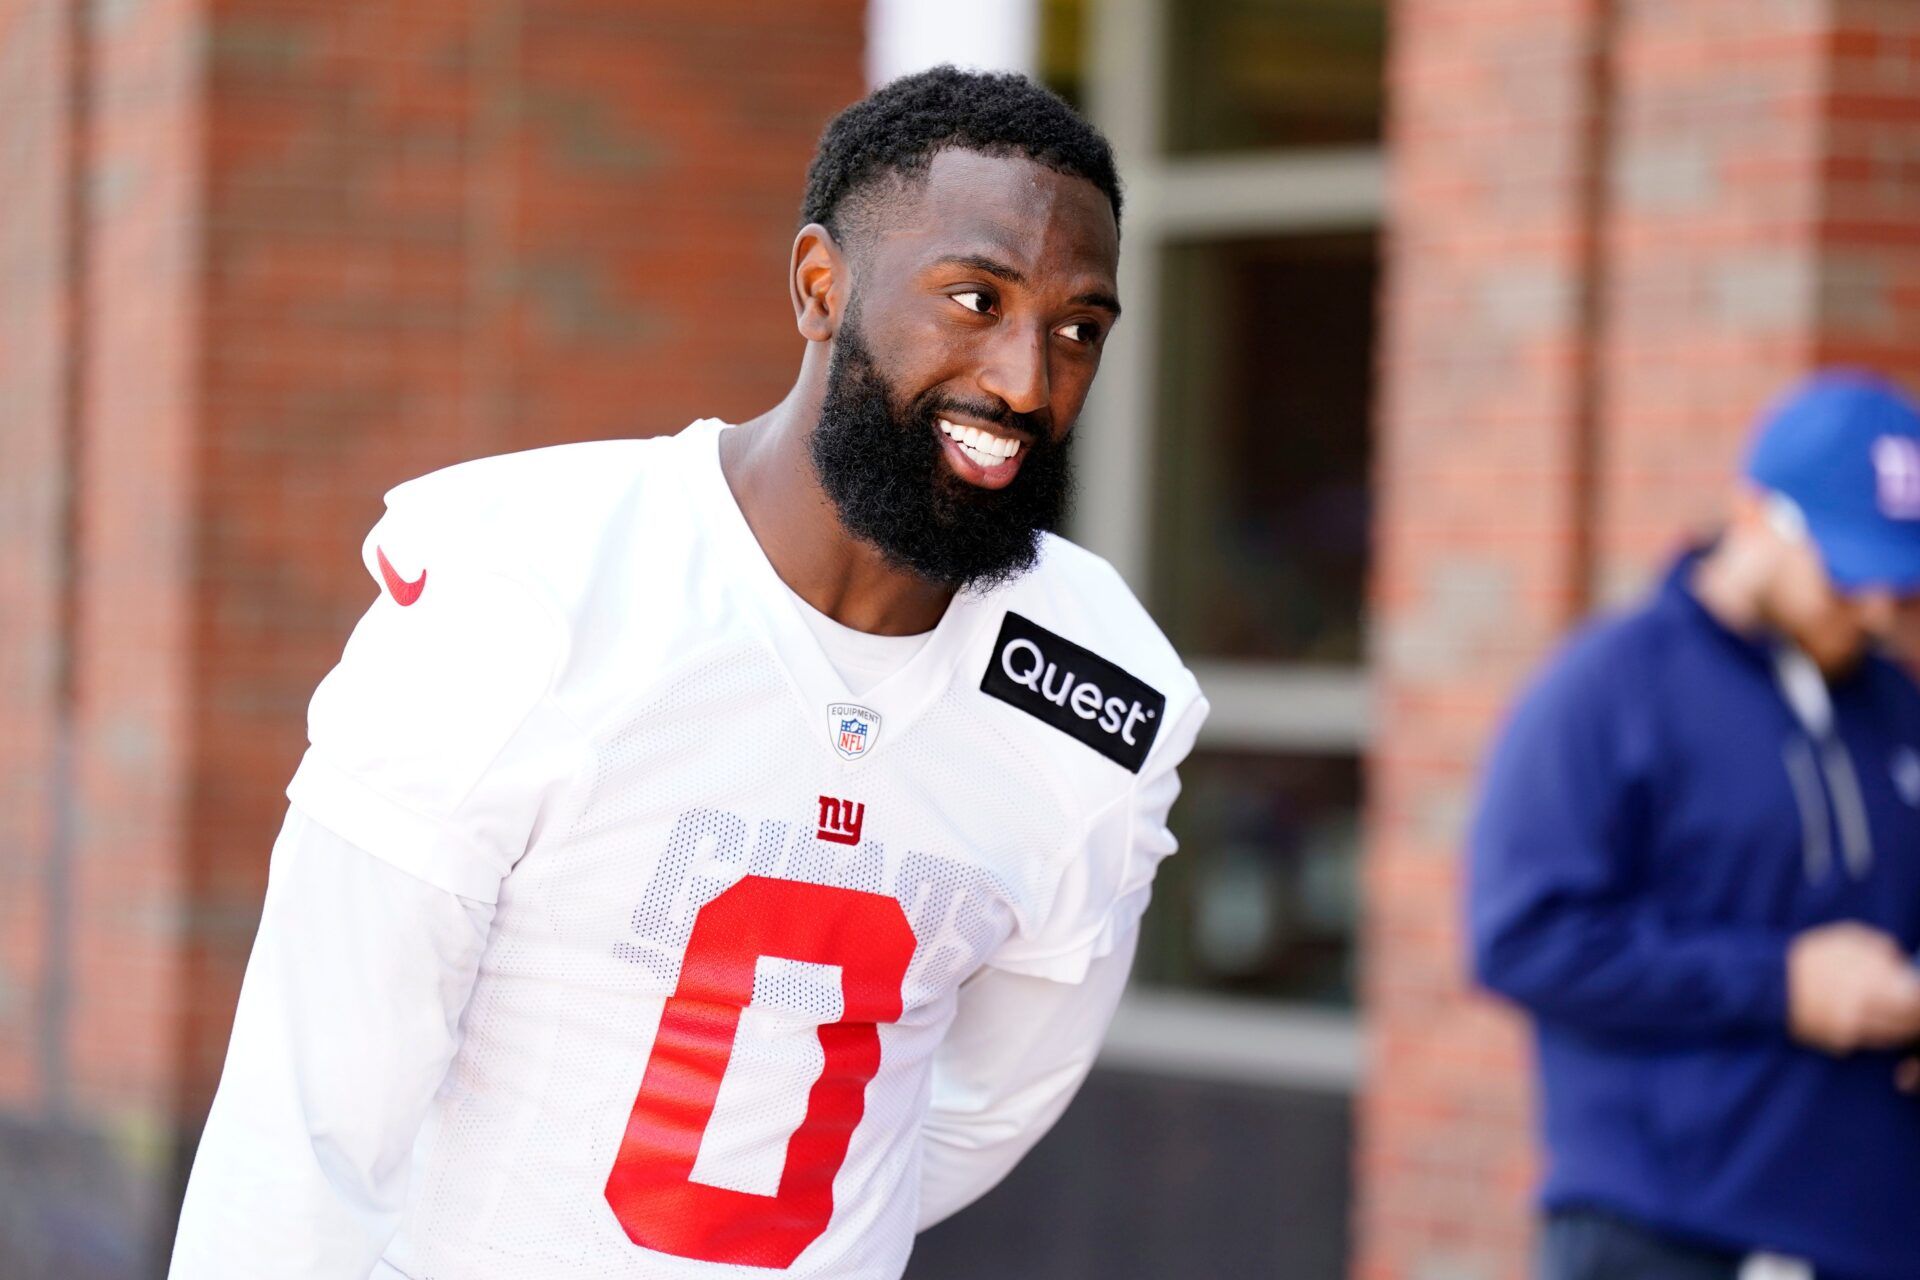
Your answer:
[980,612,1165,772]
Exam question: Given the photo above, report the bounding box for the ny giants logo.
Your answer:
[816,795,865,846]
[1873,435,1920,520]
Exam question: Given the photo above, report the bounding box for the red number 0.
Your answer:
[603,875,916,1268]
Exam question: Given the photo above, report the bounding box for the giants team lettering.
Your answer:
[604,876,916,1268]
[979,612,1165,772]
[816,795,865,846]
[616,806,1022,1000]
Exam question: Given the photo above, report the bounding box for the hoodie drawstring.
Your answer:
[1772,646,1874,882]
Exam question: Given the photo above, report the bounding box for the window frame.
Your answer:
[1071,0,1386,1091]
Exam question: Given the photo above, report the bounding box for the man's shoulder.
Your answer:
[1860,650,1920,716]
[1557,595,1673,677]
[1001,534,1195,691]
[378,429,705,551]
[367,425,718,613]
[969,534,1205,772]
[1508,591,1680,731]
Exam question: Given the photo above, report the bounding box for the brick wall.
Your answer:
[0,2,863,1271]
[1819,2,1920,379]
[1593,1,1830,594]
[186,0,863,1102]
[0,0,75,1111]
[1363,4,1605,1275]
[1361,3,1920,1279]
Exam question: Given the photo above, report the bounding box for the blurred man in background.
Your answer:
[1470,372,1920,1280]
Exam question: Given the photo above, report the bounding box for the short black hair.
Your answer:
[801,66,1122,245]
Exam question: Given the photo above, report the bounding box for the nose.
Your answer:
[976,322,1050,418]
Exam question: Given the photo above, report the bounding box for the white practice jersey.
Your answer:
[218,421,1206,1279]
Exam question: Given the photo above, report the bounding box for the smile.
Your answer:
[938,418,1023,469]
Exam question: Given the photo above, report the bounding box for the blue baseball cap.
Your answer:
[1745,370,1920,594]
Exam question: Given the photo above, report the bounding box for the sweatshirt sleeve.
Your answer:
[987,688,1207,983]
[916,925,1137,1230]
[169,807,493,1278]
[285,488,582,903]
[1467,630,1792,1039]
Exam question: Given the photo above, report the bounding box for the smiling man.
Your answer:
[170,68,1207,1280]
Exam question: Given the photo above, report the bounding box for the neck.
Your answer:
[1689,538,1767,635]
[720,349,954,636]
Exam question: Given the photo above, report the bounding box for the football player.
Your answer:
[171,67,1208,1279]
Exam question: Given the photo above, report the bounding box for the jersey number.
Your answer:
[603,875,916,1268]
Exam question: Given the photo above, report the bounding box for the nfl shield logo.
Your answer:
[827,702,881,761]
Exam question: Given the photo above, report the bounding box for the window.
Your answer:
[1166,0,1387,154]
[1154,232,1377,666]
[1137,749,1361,1004]
[1050,0,1384,1069]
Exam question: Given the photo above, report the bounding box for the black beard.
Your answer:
[809,310,1074,592]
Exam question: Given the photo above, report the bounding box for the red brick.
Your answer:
[4,0,864,1264]
[1364,2,1920,1277]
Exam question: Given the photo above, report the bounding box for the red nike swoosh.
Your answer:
[377,546,427,606]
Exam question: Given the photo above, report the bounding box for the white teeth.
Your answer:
[939,419,1021,465]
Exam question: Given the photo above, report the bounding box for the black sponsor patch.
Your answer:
[980,612,1166,772]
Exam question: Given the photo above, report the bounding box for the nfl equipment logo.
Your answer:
[827,702,881,761]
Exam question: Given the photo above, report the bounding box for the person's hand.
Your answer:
[1786,922,1920,1054]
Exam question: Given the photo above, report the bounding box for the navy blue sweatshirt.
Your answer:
[1469,550,1920,1279]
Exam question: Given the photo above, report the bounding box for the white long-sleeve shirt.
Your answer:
[172,425,1204,1278]
[172,810,491,1277]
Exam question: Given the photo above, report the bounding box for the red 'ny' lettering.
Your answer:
[603,876,915,1268]
[815,796,865,846]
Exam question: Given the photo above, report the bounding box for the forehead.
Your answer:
[876,147,1119,284]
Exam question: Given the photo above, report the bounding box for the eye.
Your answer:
[952,291,994,315]
[1055,320,1101,345]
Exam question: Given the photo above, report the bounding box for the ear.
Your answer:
[790,223,845,344]
[1726,483,1793,572]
